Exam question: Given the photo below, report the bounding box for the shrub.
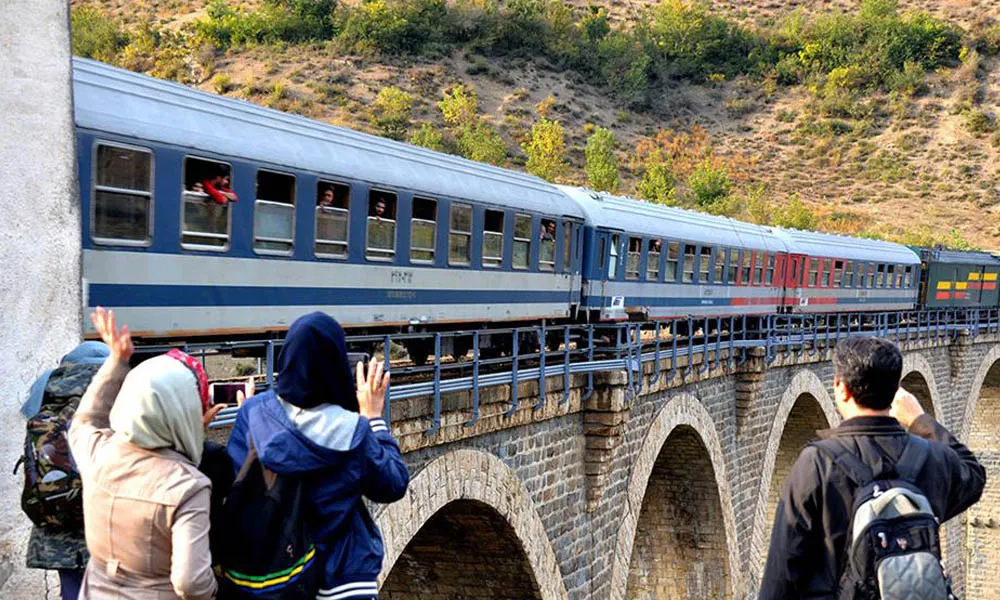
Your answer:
[374,86,414,140]
[439,84,480,128]
[196,0,337,48]
[636,162,678,205]
[212,73,234,94]
[458,121,507,165]
[71,7,124,62]
[409,122,445,151]
[337,0,449,55]
[685,159,732,208]
[523,118,567,181]
[963,108,996,135]
[584,126,619,192]
[597,33,651,108]
[772,195,818,230]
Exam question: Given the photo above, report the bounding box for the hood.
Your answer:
[276,312,357,411]
[249,391,363,474]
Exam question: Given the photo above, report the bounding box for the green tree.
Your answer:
[374,85,414,140]
[584,127,619,192]
[523,118,567,181]
[685,159,731,208]
[636,162,677,205]
[439,84,479,128]
[71,7,124,62]
[408,122,445,151]
[458,122,507,165]
[773,195,818,230]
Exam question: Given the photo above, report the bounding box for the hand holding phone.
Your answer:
[357,361,389,420]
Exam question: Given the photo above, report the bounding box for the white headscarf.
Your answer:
[110,355,205,465]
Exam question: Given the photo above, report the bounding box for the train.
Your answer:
[74,57,1000,360]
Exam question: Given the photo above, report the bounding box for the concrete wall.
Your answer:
[0,1,80,595]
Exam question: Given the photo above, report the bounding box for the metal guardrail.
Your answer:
[133,308,1000,435]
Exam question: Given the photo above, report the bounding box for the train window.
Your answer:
[539,218,557,271]
[700,247,712,283]
[626,237,642,280]
[766,254,776,285]
[833,261,844,287]
[666,242,679,282]
[896,265,905,288]
[753,252,765,285]
[182,156,231,250]
[597,237,607,271]
[563,221,573,271]
[728,248,739,284]
[253,170,295,254]
[741,252,753,284]
[513,214,532,270]
[844,261,854,287]
[682,245,696,283]
[713,247,724,283]
[315,181,350,258]
[876,264,886,288]
[410,197,437,263]
[366,190,397,261]
[866,263,875,288]
[92,143,153,244]
[483,210,504,268]
[449,203,473,265]
[808,259,819,287]
[904,266,913,288]
[647,239,662,281]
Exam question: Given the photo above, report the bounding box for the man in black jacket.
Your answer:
[759,336,986,599]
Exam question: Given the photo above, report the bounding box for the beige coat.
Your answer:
[68,359,218,600]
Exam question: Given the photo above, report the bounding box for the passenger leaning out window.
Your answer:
[202,165,238,205]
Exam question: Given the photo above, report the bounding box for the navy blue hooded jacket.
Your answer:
[228,313,408,600]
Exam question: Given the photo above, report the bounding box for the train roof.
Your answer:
[557,186,787,252]
[921,248,1000,265]
[71,58,583,220]
[772,228,920,264]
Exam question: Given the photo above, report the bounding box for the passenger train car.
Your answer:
[73,58,995,351]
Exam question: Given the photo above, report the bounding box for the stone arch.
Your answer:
[900,353,941,422]
[610,394,739,600]
[960,345,1000,599]
[750,369,838,581]
[375,449,568,600]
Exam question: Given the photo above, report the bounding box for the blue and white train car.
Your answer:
[559,187,789,320]
[74,58,586,345]
[773,228,920,313]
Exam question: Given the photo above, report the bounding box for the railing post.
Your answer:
[505,328,521,417]
[561,326,571,406]
[465,331,480,427]
[383,334,392,428]
[425,333,442,436]
[535,324,547,411]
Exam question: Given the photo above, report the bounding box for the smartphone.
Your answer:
[211,382,245,406]
[348,352,370,375]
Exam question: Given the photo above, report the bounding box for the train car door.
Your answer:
[981,266,1000,307]
[925,262,957,308]
[784,254,806,311]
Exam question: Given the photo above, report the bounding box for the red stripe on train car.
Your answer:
[954,292,967,300]
[985,283,998,291]
[935,292,951,300]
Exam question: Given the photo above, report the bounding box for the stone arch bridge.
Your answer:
[370,331,1000,600]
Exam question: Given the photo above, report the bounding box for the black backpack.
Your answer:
[811,436,953,600]
[216,439,320,600]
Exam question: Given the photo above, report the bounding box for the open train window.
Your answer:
[597,237,607,271]
[92,142,153,245]
[539,219,556,272]
[876,264,886,288]
[626,237,642,280]
[254,170,295,254]
[753,252,765,285]
[904,265,913,288]
[700,247,712,283]
[766,254,776,285]
[666,242,679,282]
[895,265,905,288]
[182,156,231,250]
[742,252,753,285]
[865,263,874,288]
[833,260,844,287]
[728,248,739,284]
[713,247,724,283]
[563,221,573,272]
[366,190,397,261]
[844,261,854,287]
[681,245,695,283]
[449,203,472,266]
[647,239,662,281]
[410,197,437,263]
[316,181,350,258]
[483,210,504,268]
[513,214,532,270]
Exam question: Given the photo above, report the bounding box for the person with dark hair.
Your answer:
[759,336,986,599]
[227,312,409,600]
[201,165,238,205]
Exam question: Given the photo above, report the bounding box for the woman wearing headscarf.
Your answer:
[68,308,217,600]
[227,311,409,600]
[22,341,110,600]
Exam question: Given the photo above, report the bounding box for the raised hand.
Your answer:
[234,376,255,407]
[890,386,926,429]
[91,307,133,364]
[356,360,389,420]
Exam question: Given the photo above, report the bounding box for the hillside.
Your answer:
[70,0,1000,248]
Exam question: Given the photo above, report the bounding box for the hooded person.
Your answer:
[23,341,110,600]
[227,312,409,600]
[68,308,218,600]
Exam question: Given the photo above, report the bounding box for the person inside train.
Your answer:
[373,198,387,219]
[201,165,238,205]
[68,307,218,600]
[227,312,409,600]
[541,219,556,241]
[319,186,336,208]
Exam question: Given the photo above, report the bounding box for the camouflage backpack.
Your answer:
[18,362,101,530]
